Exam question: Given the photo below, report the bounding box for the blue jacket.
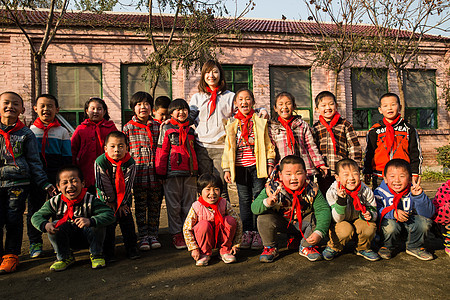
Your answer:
[374,180,435,219]
[0,123,50,189]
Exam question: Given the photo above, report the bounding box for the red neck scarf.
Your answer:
[382,114,401,154]
[339,182,366,214]
[87,119,105,149]
[129,119,153,149]
[170,118,190,152]
[198,196,226,243]
[206,86,219,119]
[339,182,369,225]
[55,188,87,228]
[0,120,25,165]
[235,109,255,145]
[105,152,132,215]
[282,184,306,239]
[33,118,61,165]
[319,112,341,153]
[278,116,296,153]
[380,184,411,225]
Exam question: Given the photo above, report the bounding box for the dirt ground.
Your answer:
[0,181,448,299]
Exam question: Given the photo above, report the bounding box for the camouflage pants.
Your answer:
[133,187,163,239]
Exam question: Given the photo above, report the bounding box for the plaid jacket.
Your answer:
[123,115,161,189]
[312,117,362,175]
[269,116,325,176]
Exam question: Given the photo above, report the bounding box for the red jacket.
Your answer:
[71,119,118,187]
[156,122,198,178]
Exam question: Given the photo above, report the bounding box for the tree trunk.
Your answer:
[395,69,406,117]
[32,54,42,120]
[333,70,339,97]
[151,74,160,100]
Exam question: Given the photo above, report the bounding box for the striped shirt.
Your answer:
[122,115,161,189]
[235,120,256,167]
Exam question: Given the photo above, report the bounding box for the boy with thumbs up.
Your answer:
[251,155,331,263]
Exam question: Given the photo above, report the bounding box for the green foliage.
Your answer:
[436,144,450,169]
[421,169,450,182]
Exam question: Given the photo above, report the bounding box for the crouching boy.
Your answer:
[375,159,434,260]
[323,158,379,261]
[31,165,115,271]
[252,155,331,263]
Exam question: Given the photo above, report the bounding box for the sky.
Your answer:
[112,0,449,36]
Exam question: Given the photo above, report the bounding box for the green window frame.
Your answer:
[222,65,253,93]
[120,64,172,125]
[269,66,312,124]
[48,64,102,128]
[403,70,437,129]
[351,68,388,130]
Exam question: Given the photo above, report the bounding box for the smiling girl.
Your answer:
[71,98,117,190]
[222,88,275,250]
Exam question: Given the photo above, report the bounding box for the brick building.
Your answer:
[0,10,449,167]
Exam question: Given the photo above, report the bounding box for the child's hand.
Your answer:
[362,211,372,221]
[364,174,372,185]
[191,249,200,261]
[266,186,281,206]
[394,209,409,222]
[231,245,239,255]
[258,109,269,119]
[224,171,232,184]
[319,165,329,177]
[45,222,59,234]
[411,176,423,196]
[46,184,58,197]
[336,181,347,198]
[305,232,322,245]
[118,205,131,218]
[74,217,91,228]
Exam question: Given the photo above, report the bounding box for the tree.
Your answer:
[0,0,117,103]
[139,0,254,97]
[361,0,450,117]
[301,0,367,95]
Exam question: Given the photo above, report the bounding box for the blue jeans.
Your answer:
[380,214,432,250]
[47,222,106,260]
[0,186,29,255]
[235,166,266,232]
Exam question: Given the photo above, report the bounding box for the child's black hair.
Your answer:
[233,88,255,103]
[56,165,84,184]
[379,92,401,106]
[105,131,129,147]
[197,173,223,195]
[0,91,23,105]
[335,158,360,175]
[168,98,190,116]
[130,91,153,111]
[315,91,336,108]
[36,94,59,108]
[275,91,296,108]
[383,158,412,177]
[154,96,171,111]
[84,97,110,121]
[279,155,306,172]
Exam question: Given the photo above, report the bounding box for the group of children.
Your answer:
[0,60,449,274]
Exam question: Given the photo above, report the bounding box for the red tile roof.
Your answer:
[0,9,446,41]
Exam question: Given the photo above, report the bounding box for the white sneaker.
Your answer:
[196,255,210,266]
[139,237,151,251]
[149,236,161,249]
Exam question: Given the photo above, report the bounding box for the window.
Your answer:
[121,64,172,124]
[270,66,312,124]
[352,68,388,130]
[48,64,102,128]
[223,65,253,93]
[403,70,437,129]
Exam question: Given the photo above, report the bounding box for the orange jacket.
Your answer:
[363,118,422,177]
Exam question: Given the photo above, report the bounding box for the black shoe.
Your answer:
[127,247,141,260]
